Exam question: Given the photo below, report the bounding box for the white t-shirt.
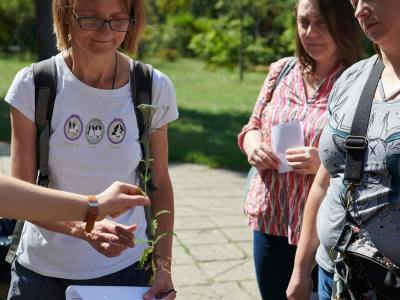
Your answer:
[5,53,179,279]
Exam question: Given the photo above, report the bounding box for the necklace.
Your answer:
[112,52,117,90]
[68,49,118,90]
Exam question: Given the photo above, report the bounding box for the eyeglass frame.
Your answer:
[71,11,135,32]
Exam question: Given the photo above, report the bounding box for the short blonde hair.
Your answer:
[52,0,146,55]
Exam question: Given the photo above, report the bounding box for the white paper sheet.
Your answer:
[271,120,304,173]
[66,286,155,300]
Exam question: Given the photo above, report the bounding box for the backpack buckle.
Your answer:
[345,135,368,150]
[36,170,49,187]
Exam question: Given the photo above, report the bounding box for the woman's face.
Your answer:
[68,0,130,56]
[350,0,400,48]
[297,0,339,65]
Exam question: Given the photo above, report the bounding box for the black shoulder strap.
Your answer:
[344,58,384,186]
[33,57,57,187]
[130,61,156,240]
[5,57,57,264]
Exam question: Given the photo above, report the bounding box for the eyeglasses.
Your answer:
[72,11,135,32]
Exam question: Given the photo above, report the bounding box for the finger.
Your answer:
[115,224,137,240]
[259,154,279,169]
[143,286,158,300]
[287,161,306,168]
[251,156,270,170]
[286,147,306,155]
[286,154,307,162]
[121,194,151,207]
[161,290,177,300]
[119,182,146,196]
[99,242,126,257]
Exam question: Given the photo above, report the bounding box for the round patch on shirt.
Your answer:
[107,118,126,144]
[85,118,104,145]
[64,114,83,141]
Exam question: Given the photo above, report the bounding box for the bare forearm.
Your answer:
[151,177,174,270]
[243,130,263,156]
[294,166,330,273]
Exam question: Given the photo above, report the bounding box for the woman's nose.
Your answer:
[354,0,370,19]
[306,23,318,37]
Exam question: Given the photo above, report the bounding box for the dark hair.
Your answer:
[295,0,361,73]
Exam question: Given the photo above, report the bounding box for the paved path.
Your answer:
[0,143,259,299]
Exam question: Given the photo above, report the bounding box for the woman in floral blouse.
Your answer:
[238,0,360,298]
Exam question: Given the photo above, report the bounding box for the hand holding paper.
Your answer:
[271,120,304,173]
[286,146,321,175]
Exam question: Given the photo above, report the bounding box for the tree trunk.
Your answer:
[36,0,57,61]
[238,4,245,82]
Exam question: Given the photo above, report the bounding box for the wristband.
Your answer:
[85,195,99,233]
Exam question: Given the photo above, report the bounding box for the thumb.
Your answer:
[122,194,151,207]
[143,285,157,300]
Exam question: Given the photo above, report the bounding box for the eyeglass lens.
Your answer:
[78,17,132,32]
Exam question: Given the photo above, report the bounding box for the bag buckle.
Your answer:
[345,135,368,150]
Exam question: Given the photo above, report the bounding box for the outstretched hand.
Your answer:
[84,219,137,257]
[96,181,150,220]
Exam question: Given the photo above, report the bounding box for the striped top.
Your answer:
[238,57,343,245]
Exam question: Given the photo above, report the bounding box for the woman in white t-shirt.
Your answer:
[5,0,178,299]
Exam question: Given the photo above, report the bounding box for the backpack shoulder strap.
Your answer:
[130,60,156,240]
[264,57,297,104]
[131,61,153,140]
[5,58,57,265]
[33,57,57,187]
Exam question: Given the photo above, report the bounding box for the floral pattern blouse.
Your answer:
[238,57,343,245]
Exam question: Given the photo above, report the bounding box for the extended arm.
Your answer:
[0,175,149,221]
[286,165,330,300]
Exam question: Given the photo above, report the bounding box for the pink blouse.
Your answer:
[238,57,343,245]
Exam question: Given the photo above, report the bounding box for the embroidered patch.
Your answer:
[85,118,104,145]
[64,114,83,141]
[107,118,126,144]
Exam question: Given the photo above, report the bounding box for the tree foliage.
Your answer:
[0,0,36,52]
[144,0,297,67]
[2,0,298,67]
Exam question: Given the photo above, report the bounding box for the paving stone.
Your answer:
[211,215,248,228]
[235,241,254,258]
[172,244,195,265]
[174,216,216,231]
[198,260,246,280]
[178,282,254,300]
[189,243,245,262]
[0,156,10,175]
[214,258,256,282]
[240,280,262,299]
[221,227,253,243]
[176,228,227,245]
[172,264,209,286]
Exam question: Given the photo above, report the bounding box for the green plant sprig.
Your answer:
[135,104,174,284]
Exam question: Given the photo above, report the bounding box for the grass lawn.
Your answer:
[0,54,266,171]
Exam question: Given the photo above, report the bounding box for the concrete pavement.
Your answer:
[0,142,259,299]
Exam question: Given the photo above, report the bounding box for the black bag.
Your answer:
[0,219,15,280]
[332,57,400,300]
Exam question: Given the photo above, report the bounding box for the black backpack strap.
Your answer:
[342,57,385,225]
[344,58,384,187]
[5,58,57,265]
[130,61,156,239]
[33,57,57,187]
